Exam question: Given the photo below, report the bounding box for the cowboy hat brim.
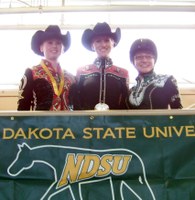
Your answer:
[82,24,121,51]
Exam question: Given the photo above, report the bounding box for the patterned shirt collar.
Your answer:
[93,57,113,68]
[136,71,156,82]
[42,59,61,73]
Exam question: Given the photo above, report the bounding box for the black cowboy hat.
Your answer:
[129,38,158,64]
[31,25,71,56]
[81,22,121,51]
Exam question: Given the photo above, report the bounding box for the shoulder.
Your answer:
[25,67,33,73]
[156,74,177,82]
[31,64,42,71]
[155,74,178,87]
[30,64,44,76]
[22,68,33,79]
[76,64,99,75]
[155,73,172,82]
[166,75,179,86]
[109,65,129,78]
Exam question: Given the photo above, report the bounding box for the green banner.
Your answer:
[0,111,195,200]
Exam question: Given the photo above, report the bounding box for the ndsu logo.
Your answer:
[58,153,131,188]
[7,143,156,200]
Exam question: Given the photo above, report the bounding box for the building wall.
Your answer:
[0,89,18,110]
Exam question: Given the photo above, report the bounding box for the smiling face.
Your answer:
[91,36,115,58]
[40,38,63,62]
[133,52,155,75]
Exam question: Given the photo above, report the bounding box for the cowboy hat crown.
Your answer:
[31,25,71,56]
[81,22,121,51]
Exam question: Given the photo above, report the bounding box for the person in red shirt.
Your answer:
[17,25,76,111]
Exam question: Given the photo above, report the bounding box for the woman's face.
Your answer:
[133,52,155,74]
[40,39,63,61]
[91,36,114,58]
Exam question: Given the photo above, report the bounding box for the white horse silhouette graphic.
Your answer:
[7,143,156,200]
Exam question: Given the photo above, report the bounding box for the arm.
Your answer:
[72,68,84,110]
[68,81,81,111]
[120,69,130,109]
[166,76,183,109]
[17,68,34,110]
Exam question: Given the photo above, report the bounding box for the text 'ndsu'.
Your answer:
[58,154,132,188]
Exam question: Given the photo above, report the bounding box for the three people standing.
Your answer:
[17,24,182,111]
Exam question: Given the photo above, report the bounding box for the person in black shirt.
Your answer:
[128,38,183,109]
[75,22,129,110]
